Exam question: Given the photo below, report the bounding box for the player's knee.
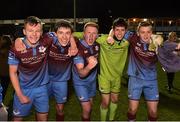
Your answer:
[56,105,64,115]
[101,101,110,109]
[83,106,91,114]
[128,107,137,115]
[148,109,157,118]
[111,97,118,103]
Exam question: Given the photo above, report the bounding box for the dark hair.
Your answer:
[54,19,74,33]
[83,22,99,31]
[137,21,152,31]
[24,16,42,27]
[112,17,128,29]
[0,35,12,49]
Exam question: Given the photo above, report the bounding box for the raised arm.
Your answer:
[68,35,78,56]
[75,56,97,78]
[106,29,115,45]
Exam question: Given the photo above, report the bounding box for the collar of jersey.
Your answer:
[80,39,95,48]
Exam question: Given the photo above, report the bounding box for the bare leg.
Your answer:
[35,112,48,121]
[127,99,139,121]
[56,103,64,121]
[13,116,23,122]
[81,101,91,121]
[147,101,158,121]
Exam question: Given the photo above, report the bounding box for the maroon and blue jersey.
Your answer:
[72,39,99,85]
[8,34,52,89]
[127,34,158,80]
[48,33,72,82]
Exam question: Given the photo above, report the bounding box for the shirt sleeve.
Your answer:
[73,32,83,40]
[96,34,108,45]
[73,55,84,64]
[8,49,19,65]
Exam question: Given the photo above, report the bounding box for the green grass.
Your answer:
[4,63,180,121]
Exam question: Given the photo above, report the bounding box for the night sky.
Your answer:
[0,0,179,34]
[0,0,179,20]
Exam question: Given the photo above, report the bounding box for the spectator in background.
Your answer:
[158,32,180,94]
[166,32,177,93]
[0,35,12,100]
[0,80,8,121]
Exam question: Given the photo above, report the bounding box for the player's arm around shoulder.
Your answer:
[73,32,83,40]
[14,37,26,51]
[96,34,110,45]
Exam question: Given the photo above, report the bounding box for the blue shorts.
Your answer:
[48,81,67,104]
[73,81,96,102]
[13,85,49,117]
[128,76,159,101]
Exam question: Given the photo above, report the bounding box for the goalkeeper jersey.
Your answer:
[96,34,129,79]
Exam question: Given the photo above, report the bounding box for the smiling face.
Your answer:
[113,26,126,40]
[23,16,43,47]
[138,26,152,43]
[54,20,73,46]
[137,21,153,43]
[23,23,42,46]
[55,27,72,46]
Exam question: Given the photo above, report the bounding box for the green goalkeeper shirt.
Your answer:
[96,34,129,79]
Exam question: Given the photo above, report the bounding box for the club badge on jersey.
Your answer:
[39,46,46,53]
[95,45,99,51]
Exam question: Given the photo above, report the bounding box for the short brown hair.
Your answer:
[24,16,43,27]
[54,19,74,33]
[112,17,128,29]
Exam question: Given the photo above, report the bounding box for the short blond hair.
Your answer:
[137,21,153,32]
[168,32,177,41]
[83,22,99,31]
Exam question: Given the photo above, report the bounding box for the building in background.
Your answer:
[0,17,180,39]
